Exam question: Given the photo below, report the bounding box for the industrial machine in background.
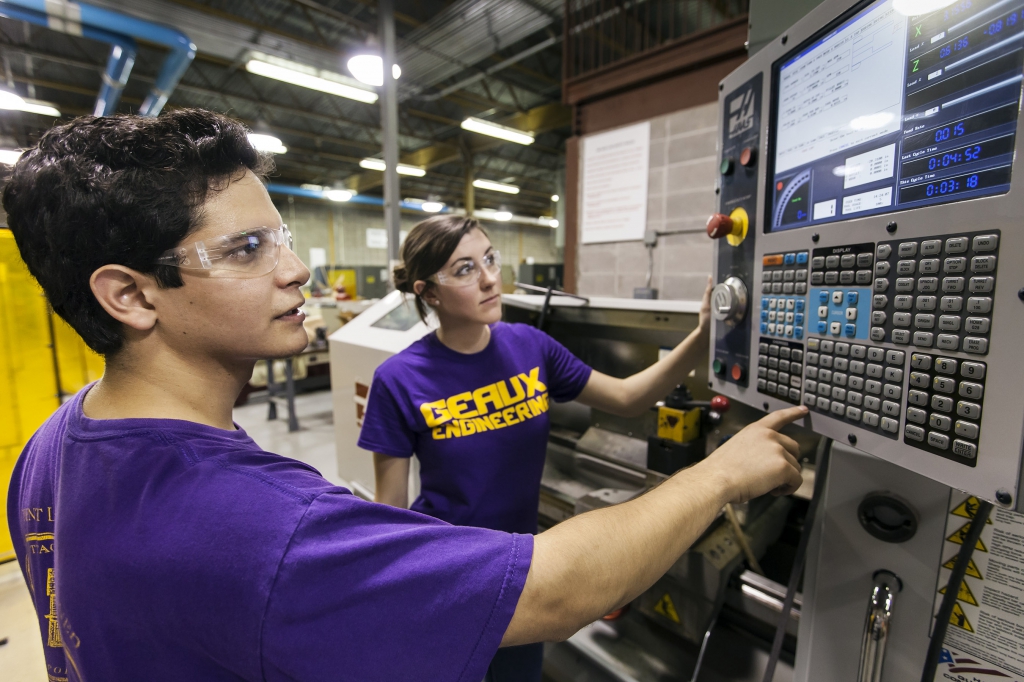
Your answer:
[311,264,391,300]
[709,0,1024,679]
[517,262,565,292]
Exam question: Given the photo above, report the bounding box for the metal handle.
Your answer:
[858,570,903,682]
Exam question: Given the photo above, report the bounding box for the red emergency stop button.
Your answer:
[740,147,757,167]
[730,364,745,381]
[711,395,731,412]
[706,213,734,239]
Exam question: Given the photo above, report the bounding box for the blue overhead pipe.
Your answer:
[0,0,196,116]
[0,2,137,115]
[266,183,448,212]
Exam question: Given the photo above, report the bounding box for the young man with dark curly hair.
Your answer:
[4,108,806,681]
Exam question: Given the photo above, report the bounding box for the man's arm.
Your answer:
[502,406,807,645]
[373,452,410,508]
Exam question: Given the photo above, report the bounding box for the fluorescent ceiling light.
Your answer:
[347,55,401,87]
[893,0,957,16]
[0,149,23,165]
[493,211,513,221]
[248,133,287,154]
[473,178,520,194]
[850,112,894,130]
[246,53,377,104]
[421,201,444,213]
[551,194,559,202]
[546,218,559,228]
[324,189,353,202]
[461,117,534,145]
[359,158,426,177]
[0,89,60,117]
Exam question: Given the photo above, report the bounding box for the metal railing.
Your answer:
[564,0,749,82]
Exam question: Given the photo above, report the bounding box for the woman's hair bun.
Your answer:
[392,264,413,293]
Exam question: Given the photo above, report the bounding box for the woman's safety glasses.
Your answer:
[433,250,502,287]
[155,225,293,278]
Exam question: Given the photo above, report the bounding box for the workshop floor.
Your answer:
[0,389,341,679]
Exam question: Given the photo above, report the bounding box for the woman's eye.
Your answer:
[484,254,496,266]
[455,262,476,277]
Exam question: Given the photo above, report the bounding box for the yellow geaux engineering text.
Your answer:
[419,367,550,440]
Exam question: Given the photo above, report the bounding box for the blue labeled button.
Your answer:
[784,253,796,265]
[819,291,829,304]
[761,297,769,308]
[761,310,769,321]
[795,326,804,339]
[847,291,859,305]
[817,321,828,334]
[795,299,805,312]
[796,252,809,264]
[844,323,857,337]
[795,313,804,325]
[760,322,768,334]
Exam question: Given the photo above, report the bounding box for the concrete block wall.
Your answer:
[577,101,719,300]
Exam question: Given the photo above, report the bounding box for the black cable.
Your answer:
[761,435,833,682]
[920,499,994,682]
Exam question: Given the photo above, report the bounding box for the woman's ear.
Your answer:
[89,265,159,332]
[413,280,428,296]
[414,280,440,307]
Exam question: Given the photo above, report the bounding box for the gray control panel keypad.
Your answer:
[903,352,986,467]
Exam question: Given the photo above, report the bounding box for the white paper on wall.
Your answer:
[580,121,650,244]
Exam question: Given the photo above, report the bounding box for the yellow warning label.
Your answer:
[940,579,980,606]
[947,522,989,552]
[657,406,701,443]
[950,603,974,632]
[942,555,983,580]
[654,593,681,624]
[951,496,994,524]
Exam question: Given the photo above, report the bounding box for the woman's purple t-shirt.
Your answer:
[7,387,532,681]
[358,322,593,534]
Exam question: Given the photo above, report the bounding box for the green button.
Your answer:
[713,359,725,375]
[720,158,734,175]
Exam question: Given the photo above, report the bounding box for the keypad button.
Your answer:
[835,342,850,356]
[870,327,886,341]
[763,283,773,294]
[929,414,952,431]
[931,395,954,412]
[875,261,891,276]
[908,390,929,407]
[939,296,963,312]
[966,297,992,314]
[848,377,865,392]
[892,330,911,344]
[885,349,905,366]
[871,311,887,325]
[804,393,817,407]
[779,359,791,372]
[945,237,968,253]
[955,420,979,439]
[936,334,959,351]
[856,270,872,284]
[933,376,956,393]
[792,350,803,362]
[872,295,888,308]
[811,272,824,285]
[807,338,820,350]
[818,383,831,397]
[791,363,802,375]
[952,440,978,459]
[913,332,934,347]
[806,351,819,365]
[759,356,769,367]
[772,271,784,283]
[768,369,779,381]
[816,397,831,410]
[806,366,818,379]
[796,269,808,280]
[938,315,962,332]
[897,260,916,275]
[921,239,942,255]
[928,431,951,449]
[819,369,833,383]
[969,276,994,293]
[867,348,885,362]
[883,384,902,401]
[819,355,834,368]
[848,391,863,405]
[831,401,846,417]
[963,337,989,354]
[914,313,935,328]
[881,417,899,434]
[850,360,866,374]
[866,363,884,379]
[876,244,892,259]
[894,295,913,310]
[961,362,985,380]
[845,307,857,321]
[772,283,784,293]
[972,234,998,251]
[896,278,915,293]
[840,254,856,268]
[971,255,997,273]
[768,357,779,369]
[767,381,778,393]
[762,271,773,283]
[874,278,890,293]
[865,380,882,394]
[831,386,847,401]
[942,277,965,293]
[833,372,848,386]
[907,407,927,424]
[825,255,840,268]
[857,252,874,268]
[834,357,849,371]
[911,353,932,370]
[893,312,911,327]
[783,283,795,294]
[863,411,880,427]
[789,387,801,400]
[909,372,930,388]
[918,277,939,293]
[919,258,940,274]
[783,270,795,282]
[758,379,768,391]
[898,242,918,257]
[944,257,967,274]
[846,406,862,421]
[796,283,808,296]
[759,367,768,378]
[818,305,829,319]
[935,358,957,374]
[957,401,982,419]
[905,425,926,441]
[830,321,842,336]
[820,340,834,353]
[768,344,779,356]
[804,379,818,393]
[959,382,984,399]
[864,396,882,411]
[916,296,937,311]
[811,256,826,269]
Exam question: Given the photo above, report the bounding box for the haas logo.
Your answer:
[728,88,756,138]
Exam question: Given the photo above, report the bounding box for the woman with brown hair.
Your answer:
[358,214,713,681]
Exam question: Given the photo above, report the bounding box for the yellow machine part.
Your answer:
[657,406,702,444]
[0,230,103,561]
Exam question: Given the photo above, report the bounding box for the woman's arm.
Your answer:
[373,452,410,508]
[575,277,713,417]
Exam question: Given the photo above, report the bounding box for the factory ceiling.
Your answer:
[0,0,568,216]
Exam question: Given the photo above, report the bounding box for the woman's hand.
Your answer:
[697,275,713,336]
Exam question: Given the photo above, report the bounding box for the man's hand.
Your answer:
[697,405,808,503]
[697,275,713,334]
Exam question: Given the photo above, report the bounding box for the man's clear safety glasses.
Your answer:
[433,250,502,287]
[155,225,293,278]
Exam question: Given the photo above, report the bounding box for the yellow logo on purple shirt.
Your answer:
[419,366,550,440]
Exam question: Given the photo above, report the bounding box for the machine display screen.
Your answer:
[769,0,1024,231]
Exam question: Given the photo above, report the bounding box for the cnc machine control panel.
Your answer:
[709,0,1024,510]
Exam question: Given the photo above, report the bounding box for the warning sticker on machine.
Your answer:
[932,493,1024,682]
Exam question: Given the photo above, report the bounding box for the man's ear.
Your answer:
[89,265,159,332]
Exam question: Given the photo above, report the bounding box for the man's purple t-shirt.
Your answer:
[358,322,593,534]
[7,387,532,681]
